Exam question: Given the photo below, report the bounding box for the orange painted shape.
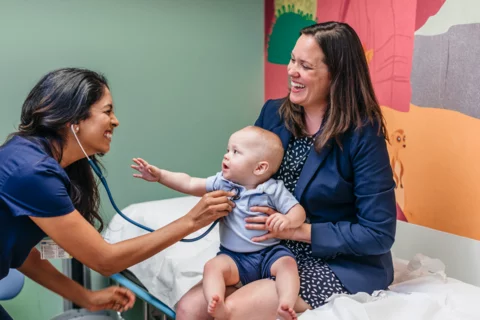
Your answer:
[383,104,480,241]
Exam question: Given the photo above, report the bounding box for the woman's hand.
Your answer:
[246,206,297,242]
[131,157,161,182]
[86,286,135,313]
[186,190,235,230]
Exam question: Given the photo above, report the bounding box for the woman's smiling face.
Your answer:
[288,34,331,109]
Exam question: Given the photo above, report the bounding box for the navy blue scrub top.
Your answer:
[0,136,74,280]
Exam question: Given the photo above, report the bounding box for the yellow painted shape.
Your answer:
[275,0,316,16]
[364,48,373,64]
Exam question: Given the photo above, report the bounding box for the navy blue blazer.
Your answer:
[255,99,397,294]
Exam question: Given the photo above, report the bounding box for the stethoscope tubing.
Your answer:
[89,159,218,242]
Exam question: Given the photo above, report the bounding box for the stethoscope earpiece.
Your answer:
[70,123,79,132]
[71,123,91,160]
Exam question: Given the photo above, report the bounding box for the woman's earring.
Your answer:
[75,126,79,132]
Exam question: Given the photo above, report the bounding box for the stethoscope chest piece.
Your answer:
[230,186,241,201]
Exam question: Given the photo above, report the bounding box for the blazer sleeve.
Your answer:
[310,123,397,258]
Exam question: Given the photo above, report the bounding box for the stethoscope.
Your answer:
[70,125,220,242]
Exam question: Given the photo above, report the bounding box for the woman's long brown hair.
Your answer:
[280,21,387,151]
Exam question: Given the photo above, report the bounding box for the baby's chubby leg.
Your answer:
[203,254,240,320]
[270,256,300,320]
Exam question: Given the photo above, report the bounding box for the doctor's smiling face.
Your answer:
[76,87,120,156]
[18,68,116,157]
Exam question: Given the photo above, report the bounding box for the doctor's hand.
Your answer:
[86,286,135,313]
[131,157,161,182]
[246,206,296,242]
[185,190,235,230]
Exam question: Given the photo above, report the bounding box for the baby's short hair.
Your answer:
[240,126,284,174]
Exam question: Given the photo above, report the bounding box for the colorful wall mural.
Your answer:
[264,0,480,240]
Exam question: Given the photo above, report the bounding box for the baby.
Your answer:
[132,126,305,320]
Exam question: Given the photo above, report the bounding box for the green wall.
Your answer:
[0,0,263,319]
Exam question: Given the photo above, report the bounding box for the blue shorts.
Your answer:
[217,244,295,286]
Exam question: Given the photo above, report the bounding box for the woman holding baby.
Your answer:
[175,21,397,320]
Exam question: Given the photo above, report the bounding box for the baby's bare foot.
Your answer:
[277,303,297,320]
[207,294,230,320]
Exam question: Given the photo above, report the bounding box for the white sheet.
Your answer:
[301,255,480,319]
[103,196,480,319]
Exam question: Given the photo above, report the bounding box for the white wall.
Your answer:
[393,221,480,286]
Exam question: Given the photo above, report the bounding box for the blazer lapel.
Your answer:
[294,140,333,201]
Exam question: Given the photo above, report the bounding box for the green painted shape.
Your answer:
[267,10,316,65]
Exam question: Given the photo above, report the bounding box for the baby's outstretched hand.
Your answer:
[266,213,290,232]
[131,158,161,182]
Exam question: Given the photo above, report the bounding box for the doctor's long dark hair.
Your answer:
[5,68,107,231]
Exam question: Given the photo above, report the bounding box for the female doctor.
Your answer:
[0,68,234,319]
